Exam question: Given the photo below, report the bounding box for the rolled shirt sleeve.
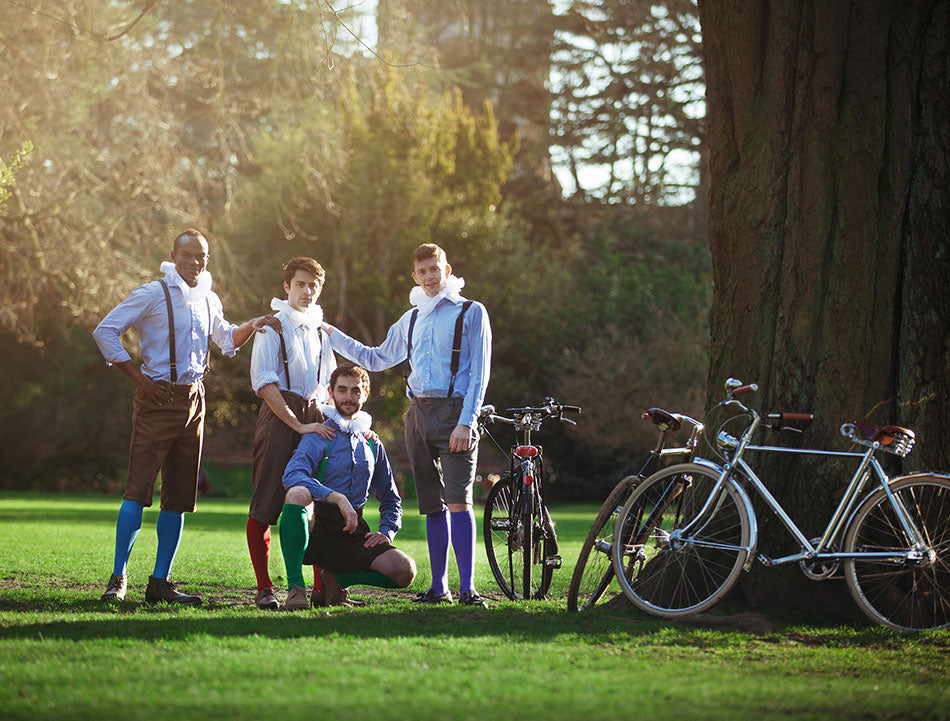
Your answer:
[209,293,238,358]
[249,326,283,394]
[93,285,154,365]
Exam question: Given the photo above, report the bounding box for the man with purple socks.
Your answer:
[322,243,491,606]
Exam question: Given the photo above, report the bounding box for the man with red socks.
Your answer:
[247,257,337,609]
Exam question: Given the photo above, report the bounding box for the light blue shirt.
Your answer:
[282,419,402,539]
[249,309,335,401]
[93,280,238,385]
[328,296,492,429]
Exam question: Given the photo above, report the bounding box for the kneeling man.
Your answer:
[279,364,416,609]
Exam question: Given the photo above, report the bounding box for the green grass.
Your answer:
[1,492,947,721]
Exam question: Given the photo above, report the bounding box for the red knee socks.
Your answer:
[246,518,273,590]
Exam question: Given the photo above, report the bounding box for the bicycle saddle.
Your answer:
[851,420,915,445]
[642,408,681,431]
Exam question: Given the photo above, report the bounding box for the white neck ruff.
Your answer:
[321,404,372,435]
[160,261,213,305]
[270,298,324,328]
[409,274,465,317]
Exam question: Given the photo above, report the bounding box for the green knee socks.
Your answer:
[335,570,402,589]
[278,503,309,590]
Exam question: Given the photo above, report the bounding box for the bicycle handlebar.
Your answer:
[721,379,814,424]
[768,412,815,423]
[477,398,582,431]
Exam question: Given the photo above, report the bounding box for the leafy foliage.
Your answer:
[552,0,704,203]
[0,1,711,494]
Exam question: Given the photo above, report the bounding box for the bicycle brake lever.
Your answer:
[770,423,802,434]
[560,417,577,426]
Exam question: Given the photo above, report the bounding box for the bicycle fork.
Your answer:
[515,456,561,571]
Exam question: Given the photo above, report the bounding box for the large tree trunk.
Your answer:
[698,1,949,617]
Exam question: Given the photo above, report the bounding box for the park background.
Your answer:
[1,4,949,720]
[1,0,949,621]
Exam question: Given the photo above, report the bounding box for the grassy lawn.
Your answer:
[0,492,947,721]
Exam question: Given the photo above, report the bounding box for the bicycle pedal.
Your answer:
[544,555,562,569]
[757,553,776,567]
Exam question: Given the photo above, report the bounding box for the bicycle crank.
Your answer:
[799,537,840,580]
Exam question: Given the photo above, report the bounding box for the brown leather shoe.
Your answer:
[145,576,202,606]
[319,570,365,607]
[255,586,279,610]
[311,585,327,608]
[284,585,310,611]
[100,574,127,601]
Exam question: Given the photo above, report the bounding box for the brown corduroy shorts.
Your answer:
[124,381,205,513]
[249,390,324,525]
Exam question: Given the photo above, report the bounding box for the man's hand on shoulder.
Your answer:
[363,531,391,548]
[363,429,380,443]
[449,424,476,453]
[321,322,336,336]
[249,315,281,333]
[301,421,336,439]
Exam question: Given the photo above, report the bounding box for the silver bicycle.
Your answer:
[611,378,950,631]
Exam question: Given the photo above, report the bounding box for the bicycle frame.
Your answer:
[679,412,932,570]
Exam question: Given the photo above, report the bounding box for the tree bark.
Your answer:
[698,0,949,617]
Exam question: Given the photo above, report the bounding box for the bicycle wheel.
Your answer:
[843,473,950,631]
[483,474,555,600]
[484,475,518,599]
[567,475,639,612]
[611,463,750,617]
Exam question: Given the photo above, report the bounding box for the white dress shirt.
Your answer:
[249,305,335,402]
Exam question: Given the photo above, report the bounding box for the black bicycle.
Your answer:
[477,398,581,600]
[567,408,703,612]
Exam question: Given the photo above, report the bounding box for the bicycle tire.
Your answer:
[484,475,518,599]
[843,473,950,631]
[567,475,639,612]
[611,463,750,617]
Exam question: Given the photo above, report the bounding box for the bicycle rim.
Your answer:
[843,474,950,631]
[612,464,750,617]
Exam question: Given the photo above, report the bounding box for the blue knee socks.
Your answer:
[112,499,144,576]
[451,509,477,594]
[426,510,451,595]
[152,509,184,579]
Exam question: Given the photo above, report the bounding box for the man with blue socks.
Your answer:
[93,229,278,604]
[322,243,491,607]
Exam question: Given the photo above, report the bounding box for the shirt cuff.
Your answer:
[252,371,282,394]
[219,326,239,357]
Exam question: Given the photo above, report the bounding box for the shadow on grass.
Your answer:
[1,591,939,650]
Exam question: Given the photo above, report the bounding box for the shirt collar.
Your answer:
[321,405,372,436]
[270,298,324,331]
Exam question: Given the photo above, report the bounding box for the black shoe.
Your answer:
[145,576,202,606]
[459,590,488,607]
[412,588,454,604]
